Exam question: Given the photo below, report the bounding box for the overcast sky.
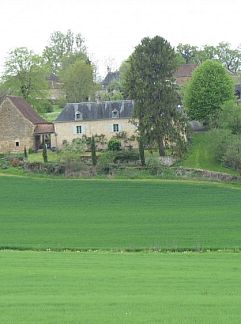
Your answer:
[0,0,240,78]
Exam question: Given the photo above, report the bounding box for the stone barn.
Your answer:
[0,95,54,153]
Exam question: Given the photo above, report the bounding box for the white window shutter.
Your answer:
[82,125,86,134]
[119,124,122,132]
[73,126,77,134]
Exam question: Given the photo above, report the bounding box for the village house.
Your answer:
[53,100,136,148]
[0,96,54,153]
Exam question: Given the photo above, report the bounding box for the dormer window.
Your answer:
[112,109,119,119]
[75,111,82,120]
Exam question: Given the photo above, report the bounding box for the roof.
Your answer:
[55,100,134,122]
[34,123,55,134]
[4,96,46,124]
[0,95,54,133]
[102,71,120,87]
[175,64,198,78]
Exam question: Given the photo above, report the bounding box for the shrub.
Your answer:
[108,138,121,151]
[97,152,114,174]
[222,138,241,173]
[113,150,139,163]
[146,157,165,175]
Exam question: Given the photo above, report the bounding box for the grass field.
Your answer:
[1,251,241,323]
[1,176,241,250]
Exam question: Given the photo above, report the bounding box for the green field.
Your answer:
[1,176,241,250]
[1,251,241,323]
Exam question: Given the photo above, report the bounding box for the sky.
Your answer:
[0,0,241,78]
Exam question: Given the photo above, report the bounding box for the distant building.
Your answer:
[174,64,198,86]
[47,74,65,101]
[0,96,54,152]
[101,70,120,90]
[53,100,136,148]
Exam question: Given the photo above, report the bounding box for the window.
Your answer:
[15,141,20,147]
[75,111,82,120]
[113,124,119,132]
[76,126,82,134]
[112,109,119,118]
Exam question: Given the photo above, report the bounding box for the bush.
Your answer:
[222,138,241,173]
[146,157,165,175]
[108,138,121,151]
[113,150,139,163]
[97,152,114,174]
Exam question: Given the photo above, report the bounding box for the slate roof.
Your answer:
[102,71,120,87]
[55,100,134,122]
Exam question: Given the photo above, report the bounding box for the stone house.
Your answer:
[53,100,136,148]
[0,95,54,153]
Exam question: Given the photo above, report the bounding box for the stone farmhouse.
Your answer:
[0,96,54,153]
[53,100,136,148]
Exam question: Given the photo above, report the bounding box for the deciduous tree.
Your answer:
[184,60,234,123]
[1,47,49,111]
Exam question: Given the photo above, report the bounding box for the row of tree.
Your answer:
[0,30,97,111]
[176,42,241,74]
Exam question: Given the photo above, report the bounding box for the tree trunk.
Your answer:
[158,139,165,156]
[138,137,145,166]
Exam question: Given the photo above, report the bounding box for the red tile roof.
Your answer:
[34,123,55,134]
[7,96,46,124]
[175,64,198,78]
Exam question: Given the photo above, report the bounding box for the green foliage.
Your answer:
[207,128,241,173]
[107,138,121,151]
[176,42,241,73]
[176,43,199,64]
[57,138,85,162]
[180,131,238,174]
[97,151,114,174]
[1,47,50,112]
[184,60,234,123]
[218,100,241,134]
[145,157,164,175]
[222,137,241,173]
[59,58,96,102]
[112,150,139,163]
[125,36,186,157]
[43,30,87,74]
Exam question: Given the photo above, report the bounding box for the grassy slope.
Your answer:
[181,131,238,175]
[1,176,241,250]
[1,251,241,323]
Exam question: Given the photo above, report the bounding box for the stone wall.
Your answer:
[53,118,138,148]
[0,98,35,153]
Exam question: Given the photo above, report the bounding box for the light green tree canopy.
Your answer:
[59,58,96,102]
[184,60,234,123]
[43,30,87,74]
[1,47,50,111]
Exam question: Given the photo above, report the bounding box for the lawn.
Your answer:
[1,176,241,250]
[181,131,239,175]
[1,251,241,323]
